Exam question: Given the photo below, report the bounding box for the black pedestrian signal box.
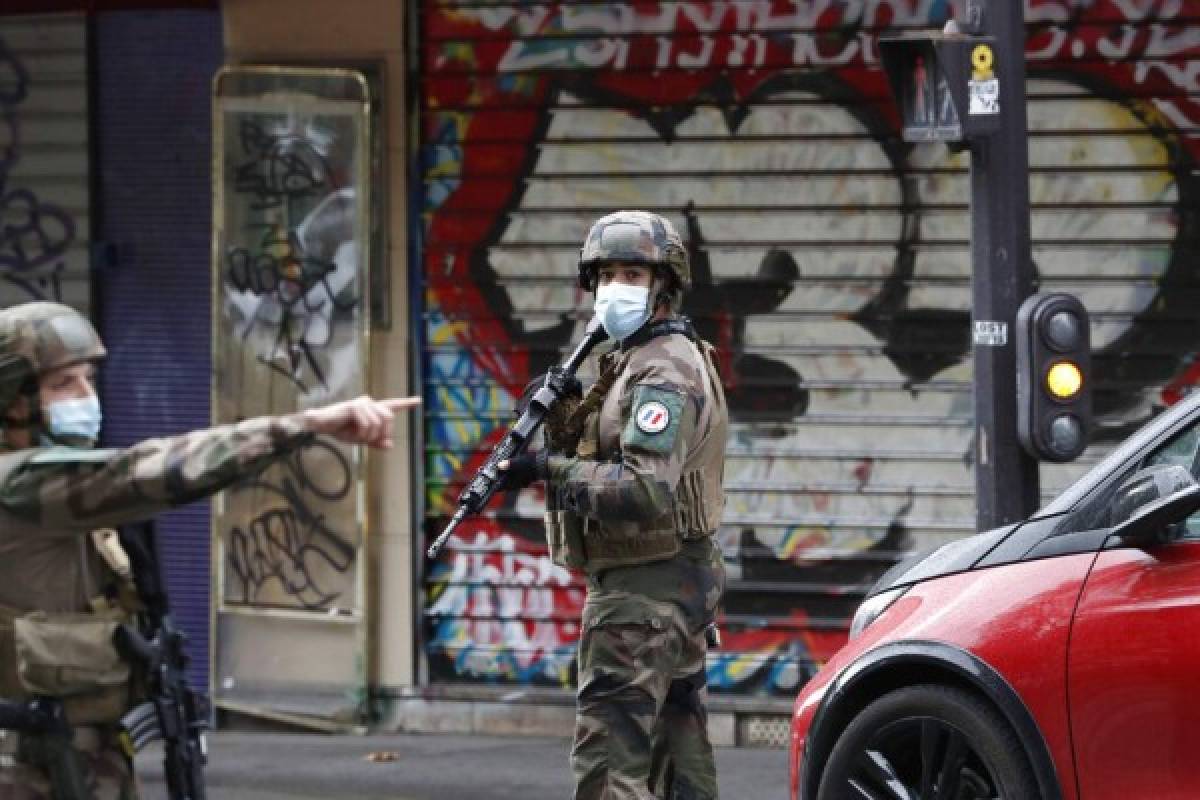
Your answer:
[1016,293,1092,462]
[879,33,1003,143]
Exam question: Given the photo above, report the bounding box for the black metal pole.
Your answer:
[968,0,1039,529]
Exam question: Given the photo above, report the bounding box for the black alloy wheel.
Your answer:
[816,684,1040,800]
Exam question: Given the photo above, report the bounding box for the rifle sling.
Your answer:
[564,316,692,432]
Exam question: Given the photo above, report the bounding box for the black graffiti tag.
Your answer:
[226,439,356,610]
[1,261,63,302]
[225,224,358,392]
[233,119,330,211]
[0,38,74,301]
[225,225,356,315]
[227,509,346,609]
[0,39,28,107]
[0,188,76,274]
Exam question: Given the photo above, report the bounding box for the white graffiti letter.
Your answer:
[678,35,716,69]
[1097,25,1140,60]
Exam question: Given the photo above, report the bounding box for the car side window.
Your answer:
[1054,420,1200,537]
[1142,423,1200,537]
[1144,425,1200,472]
[1056,463,1137,535]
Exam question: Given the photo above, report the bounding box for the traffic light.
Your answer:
[1016,293,1091,462]
[878,32,1003,143]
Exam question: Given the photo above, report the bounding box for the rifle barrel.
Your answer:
[424,317,608,562]
[427,507,467,558]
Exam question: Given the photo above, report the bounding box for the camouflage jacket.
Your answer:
[546,324,728,571]
[0,415,314,614]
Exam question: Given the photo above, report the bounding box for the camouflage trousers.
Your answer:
[0,727,138,800]
[571,590,717,800]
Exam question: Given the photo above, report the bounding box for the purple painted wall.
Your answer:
[93,9,222,688]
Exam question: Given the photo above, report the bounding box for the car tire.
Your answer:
[816,683,1041,800]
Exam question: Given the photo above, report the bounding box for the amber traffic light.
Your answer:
[1016,293,1091,462]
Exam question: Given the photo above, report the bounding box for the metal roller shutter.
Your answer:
[417,1,1200,699]
[0,13,90,311]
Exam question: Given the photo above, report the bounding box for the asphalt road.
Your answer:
[136,731,790,800]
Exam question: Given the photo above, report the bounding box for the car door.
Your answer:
[1068,422,1200,800]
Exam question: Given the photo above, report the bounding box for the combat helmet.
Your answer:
[577,211,690,299]
[0,302,106,418]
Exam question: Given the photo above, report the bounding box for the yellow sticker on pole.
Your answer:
[971,44,994,80]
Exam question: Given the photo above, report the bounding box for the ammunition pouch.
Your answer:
[544,509,587,570]
[578,516,682,573]
[15,610,131,697]
[3,606,132,726]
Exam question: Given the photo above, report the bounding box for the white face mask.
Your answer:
[41,395,102,445]
[594,282,651,341]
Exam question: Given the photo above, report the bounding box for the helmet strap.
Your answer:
[651,268,679,314]
[9,379,38,428]
[1,387,37,451]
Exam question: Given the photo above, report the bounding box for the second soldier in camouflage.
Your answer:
[501,211,729,800]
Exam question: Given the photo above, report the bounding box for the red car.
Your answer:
[789,391,1200,800]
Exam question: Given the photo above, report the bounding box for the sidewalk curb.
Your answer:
[378,690,790,748]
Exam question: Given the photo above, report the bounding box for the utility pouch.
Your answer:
[0,605,21,699]
[545,510,588,570]
[13,610,130,698]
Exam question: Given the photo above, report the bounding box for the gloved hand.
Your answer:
[497,450,548,491]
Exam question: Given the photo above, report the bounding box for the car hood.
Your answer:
[867,522,1019,597]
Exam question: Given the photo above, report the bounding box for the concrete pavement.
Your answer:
[136,731,791,800]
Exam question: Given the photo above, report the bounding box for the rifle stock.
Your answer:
[427,317,608,558]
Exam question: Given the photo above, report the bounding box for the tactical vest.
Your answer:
[549,326,728,573]
[0,450,139,725]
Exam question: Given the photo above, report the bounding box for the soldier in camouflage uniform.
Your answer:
[501,211,729,800]
[0,302,418,800]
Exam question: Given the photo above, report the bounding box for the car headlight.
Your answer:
[847,586,908,640]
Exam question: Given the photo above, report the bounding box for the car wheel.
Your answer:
[816,683,1040,800]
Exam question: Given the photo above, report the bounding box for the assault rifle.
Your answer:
[0,696,88,800]
[115,521,208,800]
[427,316,609,558]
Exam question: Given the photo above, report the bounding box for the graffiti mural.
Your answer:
[0,24,88,310]
[426,516,585,684]
[224,439,357,609]
[419,0,1200,696]
[213,72,370,615]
